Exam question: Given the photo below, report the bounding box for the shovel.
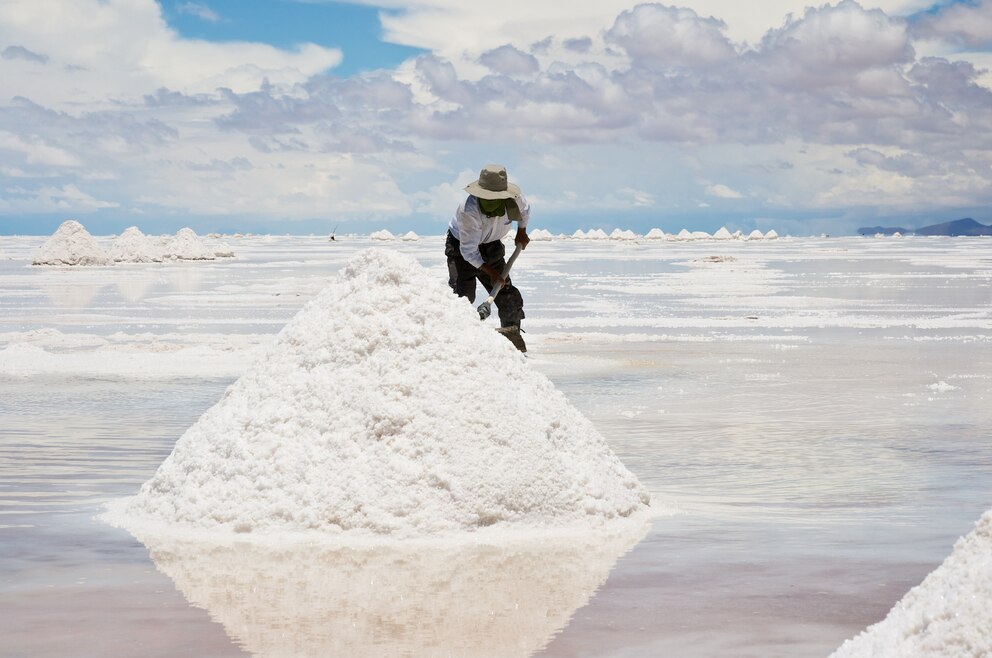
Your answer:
[477,244,522,320]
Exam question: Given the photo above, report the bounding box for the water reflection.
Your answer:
[43,282,105,309]
[115,271,160,302]
[167,266,205,294]
[128,522,647,657]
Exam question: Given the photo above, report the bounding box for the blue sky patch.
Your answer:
[158,0,424,77]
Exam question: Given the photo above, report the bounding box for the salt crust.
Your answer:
[108,226,162,263]
[120,249,650,538]
[831,508,992,658]
[32,220,111,266]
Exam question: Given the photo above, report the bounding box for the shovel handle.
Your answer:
[478,244,522,320]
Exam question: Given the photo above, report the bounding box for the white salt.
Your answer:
[108,226,162,263]
[677,229,692,240]
[690,230,711,239]
[713,227,734,240]
[120,249,650,538]
[644,228,666,239]
[164,228,216,260]
[765,229,779,240]
[370,229,395,240]
[571,230,587,240]
[213,242,235,258]
[831,508,992,658]
[32,220,111,266]
[747,230,765,240]
[400,231,420,241]
[529,229,553,241]
[587,229,609,240]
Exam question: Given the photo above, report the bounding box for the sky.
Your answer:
[0,0,991,236]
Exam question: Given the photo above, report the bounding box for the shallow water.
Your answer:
[1,235,991,657]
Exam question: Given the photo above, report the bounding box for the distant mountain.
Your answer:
[913,218,992,236]
[858,226,908,236]
[858,218,992,236]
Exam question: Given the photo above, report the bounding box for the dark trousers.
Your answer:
[445,231,524,327]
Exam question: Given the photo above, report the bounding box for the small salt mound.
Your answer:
[587,229,609,240]
[529,229,553,241]
[609,229,638,240]
[164,228,215,260]
[122,250,649,537]
[108,227,162,263]
[400,231,420,242]
[677,229,692,240]
[765,229,779,240]
[690,230,711,239]
[370,229,395,240]
[32,220,111,266]
[713,227,734,240]
[644,228,666,239]
[571,230,587,240]
[831,508,992,658]
[213,243,235,258]
[747,230,764,240]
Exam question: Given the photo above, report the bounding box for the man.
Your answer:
[445,164,530,351]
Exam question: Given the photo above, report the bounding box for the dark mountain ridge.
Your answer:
[858,218,992,236]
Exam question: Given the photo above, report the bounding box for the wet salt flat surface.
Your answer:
[1,235,991,657]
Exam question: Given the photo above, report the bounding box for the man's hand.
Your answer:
[515,227,530,250]
[481,263,506,287]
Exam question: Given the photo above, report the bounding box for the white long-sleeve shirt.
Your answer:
[447,194,530,268]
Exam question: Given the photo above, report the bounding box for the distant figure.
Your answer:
[446,164,530,351]
[329,225,337,241]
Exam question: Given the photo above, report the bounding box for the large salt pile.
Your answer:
[370,229,395,240]
[164,228,215,260]
[108,226,162,263]
[120,250,649,537]
[831,508,992,658]
[32,220,111,266]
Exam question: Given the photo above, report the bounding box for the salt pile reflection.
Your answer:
[128,521,648,657]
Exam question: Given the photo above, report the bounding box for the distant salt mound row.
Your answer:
[400,231,420,242]
[32,220,111,266]
[108,226,162,263]
[529,229,553,241]
[370,229,395,240]
[164,228,215,260]
[121,249,649,537]
[610,229,638,240]
[831,508,992,658]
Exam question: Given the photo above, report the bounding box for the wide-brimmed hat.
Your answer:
[464,164,521,200]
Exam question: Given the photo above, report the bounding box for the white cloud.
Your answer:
[177,2,220,23]
[912,0,992,48]
[605,4,736,68]
[0,0,342,108]
[412,168,475,219]
[1,0,991,229]
[705,183,744,199]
